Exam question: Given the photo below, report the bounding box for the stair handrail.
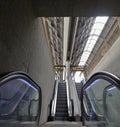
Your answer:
[66,78,73,118]
[69,75,81,118]
[51,79,59,117]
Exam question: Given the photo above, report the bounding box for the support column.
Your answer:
[117,17,120,29]
[66,61,71,80]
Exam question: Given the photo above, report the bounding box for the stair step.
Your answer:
[57,95,67,97]
[56,112,68,116]
[55,117,68,121]
[56,108,68,111]
[57,103,67,105]
[57,96,67,98]
[57,98,67,100]
[57,100,67,103]
[75,83,83,100]
[57,99,67,102]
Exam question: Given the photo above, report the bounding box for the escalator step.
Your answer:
[56,108,67,111]
[55,117,68,120]
[56,112,68,117]
[54,83,68,121]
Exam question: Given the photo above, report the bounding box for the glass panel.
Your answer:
[79,61,86,66]
[88,35,98,41]
[79,16,108,66]
[83,79,116,127]
[104,86,120,127]
[92,23,105,30]
[95,17,108,23]
[0,78,40,127]
[94,29,101,35]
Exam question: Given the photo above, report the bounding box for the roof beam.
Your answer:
[65,17,79,62]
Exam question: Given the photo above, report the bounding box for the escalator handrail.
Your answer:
[0,71,41,125]
[83,95,90,116]
[69,75,81,117]
[51,80,58,117]
[66,79,73,117]
[81,71,120,125]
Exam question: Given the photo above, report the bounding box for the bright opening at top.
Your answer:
[75,16,109,83]
[79,16,109,66]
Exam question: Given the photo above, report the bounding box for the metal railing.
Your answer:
[51,80,59,117]
[70,75,81,116]
[66,79,73,118]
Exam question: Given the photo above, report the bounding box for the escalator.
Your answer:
[0,72,41,127]
[49,80,73,121]
[81,72,120,127]
[75,82,83,100]
[55,83,68,120]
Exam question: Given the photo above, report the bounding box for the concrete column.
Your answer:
[117,17,120,29]
[66,61,70,80]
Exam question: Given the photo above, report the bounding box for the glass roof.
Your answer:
[79,16,109,66]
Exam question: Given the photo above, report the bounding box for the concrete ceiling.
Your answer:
[71,17,95,65]
[33,0,120,68]
[32,0,120,16]
[45,17,95,66]
[45,17,63,65]
[44,17,116,69]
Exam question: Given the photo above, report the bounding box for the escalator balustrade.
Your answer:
[81,72,120,127]
[0,72,41,127]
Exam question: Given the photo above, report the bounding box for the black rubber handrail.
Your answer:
[48,80,57,121]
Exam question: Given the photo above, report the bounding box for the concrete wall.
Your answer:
[86,22,120,77]
[0,0,55,124]
[89,35,120,77]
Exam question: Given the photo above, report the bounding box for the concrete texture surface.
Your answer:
[90,36,120,77]
[0,0,55,125]
[32,0,120,16]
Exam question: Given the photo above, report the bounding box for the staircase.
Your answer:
[55,83,68,120]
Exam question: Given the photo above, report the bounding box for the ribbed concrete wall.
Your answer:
[0,0,55,124]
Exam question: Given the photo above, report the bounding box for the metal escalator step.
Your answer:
[56,112,68,117]
[54,82,68,120]
[57,102,67,105]
[57,95,66,97]
[57,95,67,98]
[56,106,67,109]
[56,107,67,111]
[57,97,67,99]
[57,92,66,94]
[57,98,67,101]
[75,83,83,100]
[58,96,66,98]
[57,100,67,102]
[55,117,68,120]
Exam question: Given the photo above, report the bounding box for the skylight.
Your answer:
[75,71,85,83]
[79,16,109,66]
